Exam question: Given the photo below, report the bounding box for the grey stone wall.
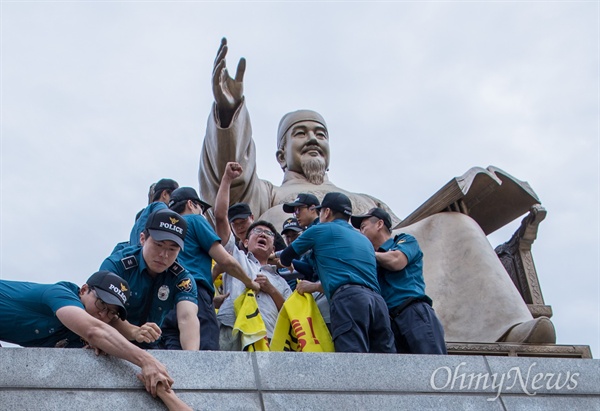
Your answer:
[0,348,598,410]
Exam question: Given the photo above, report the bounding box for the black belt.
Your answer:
[389,297,431,318]
[332,283,373,297]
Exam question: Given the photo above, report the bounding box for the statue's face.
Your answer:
[277,120,330,175]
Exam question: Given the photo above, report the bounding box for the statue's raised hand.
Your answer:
[212,38,246,127]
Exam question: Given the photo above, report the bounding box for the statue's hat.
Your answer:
[277,110,327,149]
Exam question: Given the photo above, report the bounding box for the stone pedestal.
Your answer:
[1,348,598,410]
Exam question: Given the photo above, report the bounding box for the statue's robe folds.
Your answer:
[199,101,535,343]
[400,212,533,342]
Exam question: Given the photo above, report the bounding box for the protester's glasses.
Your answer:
[92,288,120,320]
[251,228,275,238]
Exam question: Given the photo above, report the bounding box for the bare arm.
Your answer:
[213,292,230,309]
[176,300,200,351]
[111,318,161,344]
[209,242,259,291]
[296,280,324,296]
[56,306,173,397]
[212,263,223,282]
[214,162,242,241]
[375,250,408,271]
[154,382,193,411]
[255,274,285,311]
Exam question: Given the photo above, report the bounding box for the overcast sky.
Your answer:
[1,2,598,356]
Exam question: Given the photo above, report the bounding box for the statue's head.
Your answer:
[276,110,330,184]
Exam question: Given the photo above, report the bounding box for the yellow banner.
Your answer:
[213,272,223,292]
[213,262,223,314]
[271,291,334,352]
[233,288,270,351]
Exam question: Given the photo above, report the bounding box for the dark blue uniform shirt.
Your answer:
[177,214,220,293]
[100,245,198,327]
[0,280,84,347]
[288,219,380,300]
[377,233,431,309]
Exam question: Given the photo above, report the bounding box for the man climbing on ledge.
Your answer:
[0,270,173,397]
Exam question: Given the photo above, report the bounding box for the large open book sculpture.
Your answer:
[398,166,540,235]
[392,166,594,357]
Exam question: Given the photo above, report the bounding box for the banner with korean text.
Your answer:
[271,291,334,352]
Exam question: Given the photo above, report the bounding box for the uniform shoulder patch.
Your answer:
[120,256,138,270]
[176,277,193,293]
[393,233,410,245]
[168,261,185,276]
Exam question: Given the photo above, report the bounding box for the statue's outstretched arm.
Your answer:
[212,37,246,128]
[200,39,271,223]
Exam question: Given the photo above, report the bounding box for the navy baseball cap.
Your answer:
[281,217,303,234]
[314,192,352,216]
[169,187,212,213]
[153,178,178,195]
[228,203,252,222]
[86,271,131,320]
[145,209,187,250]
[282,193,320,213]
[351,207,392,230]
[150,178,179,202]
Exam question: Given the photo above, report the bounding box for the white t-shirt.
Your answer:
[217,234,292,337]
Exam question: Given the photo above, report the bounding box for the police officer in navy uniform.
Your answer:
[282,193,320,229]
[130,178,179,247]
[227,202,254,248]
[281,194,333,325]
[280,217,303,246]
[0,271,129,348]
[111,178,179,254]
[280,193,320,282]
[275,217,304,291]
[100,208,200,350]
[352,207,447,354]
[280,192,396,353]
[0,271,175,397]
[166,187,258,350]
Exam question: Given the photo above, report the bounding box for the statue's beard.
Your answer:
[301,157,327,185]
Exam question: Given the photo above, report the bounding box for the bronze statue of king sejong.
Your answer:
[199,38,556,347]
